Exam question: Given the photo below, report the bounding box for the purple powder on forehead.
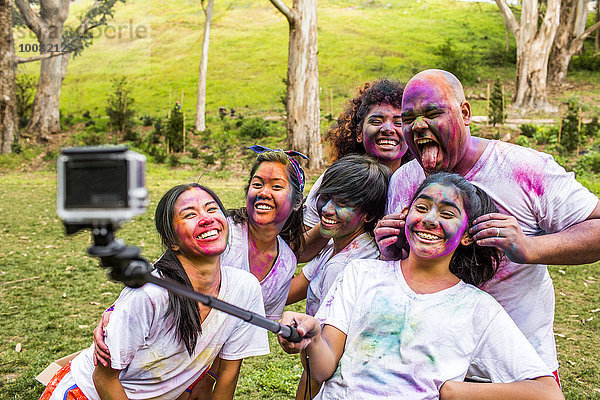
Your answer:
[512,167,545,197]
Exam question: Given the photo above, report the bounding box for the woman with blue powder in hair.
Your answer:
[286,154,391,399]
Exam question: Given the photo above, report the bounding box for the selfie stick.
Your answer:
[87,227,301,343]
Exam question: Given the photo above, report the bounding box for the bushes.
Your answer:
[432,39,477,85]
[238,117,275,139]
[576,151,600,174]
[106,77,136,136]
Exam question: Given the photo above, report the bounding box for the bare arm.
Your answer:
[440,376,563,400]
[286,271,310,305]
[212,358,243,400]
[277,311,346,383]
[471,200,600,265]
[93,310,113,367]
[298,223,330,262]
[93,363,128,400]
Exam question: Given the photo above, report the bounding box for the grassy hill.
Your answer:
[14,0,558,120]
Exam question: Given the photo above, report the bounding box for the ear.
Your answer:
[461,101,472,126]
[293,200,302,212]
[460,232,474,246]
[170,244,180,252]
[357,128,363,143]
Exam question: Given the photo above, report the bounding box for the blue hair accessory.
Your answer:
[247,145,309,192]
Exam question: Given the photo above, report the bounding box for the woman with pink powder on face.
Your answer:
[92,147,307,399]
[279,173,563,400]
[299,78,412,263]
[39,184,268,400]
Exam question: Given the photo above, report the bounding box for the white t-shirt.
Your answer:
[314,259,552,400]
[303,172,325,228]
[302,232,379,316]
[386,140,599,370]
[221,217,297,320]
[70,265,269,400]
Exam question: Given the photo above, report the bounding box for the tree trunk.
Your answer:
[594,0,600,53]
[549,0,600,84]
[496,0,560,113]
[548,0,579,84]
[26,3,70,138]
[270,0,323,170]
[195,0,213,133]
[0,0,18,153]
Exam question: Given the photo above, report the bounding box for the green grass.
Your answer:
[0,163,599,399]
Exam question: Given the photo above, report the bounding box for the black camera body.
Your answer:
[57,145,148,233]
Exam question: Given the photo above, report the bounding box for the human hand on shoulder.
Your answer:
[93,309,113,367]
[277,311,321,354]
[374,211,408,261]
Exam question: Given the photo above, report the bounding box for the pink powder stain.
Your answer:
[512,167,545,197]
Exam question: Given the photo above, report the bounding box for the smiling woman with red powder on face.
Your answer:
[40,184,268,400]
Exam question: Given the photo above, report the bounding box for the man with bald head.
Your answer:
[376,69,600,383]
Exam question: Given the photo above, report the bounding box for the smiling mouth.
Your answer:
[376,138,398,147]
[197,229,219,240]
[414,231,442,241]
[255,204,274,211]
[322,216,338,225]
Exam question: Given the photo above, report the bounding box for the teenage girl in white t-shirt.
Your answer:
[278,173,564,400]
[285,154,390,399]
[39,184,269,400]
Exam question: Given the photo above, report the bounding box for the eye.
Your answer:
[440,210,457,219]
[207,206,219,213]
[394,120,402,127]
[426,111,443,119]
[368,116,383,125]
[402,116,415,125]
[273,184,284,190]
[184,212,196,219]
[251,181,263,189]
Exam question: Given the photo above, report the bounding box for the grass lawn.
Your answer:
[0,162,599,399]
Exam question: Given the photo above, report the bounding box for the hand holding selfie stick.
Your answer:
[87,226,302,343]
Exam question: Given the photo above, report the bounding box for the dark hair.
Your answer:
[325,78,412,164]
[229,150,305,252]
[317,154,391,234]
[409,173,501,287]
[154,183,227,355]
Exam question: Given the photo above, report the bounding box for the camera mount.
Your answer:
[87,225,301,342]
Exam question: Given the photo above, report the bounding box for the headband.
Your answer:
[246,145,309,192]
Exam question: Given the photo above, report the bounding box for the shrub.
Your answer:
[239,117,273,139]
[189,147,200,159]
[488,80,504,127]
[166,105,186,152]
[168,153,181,167]
[106,77,136,135]
[519,123,538,138]
[201,153,216,166]
[485,44,516,67]
[432,39,477,84]
[570,52,600,72]
[514,135,532,148]
[15,74,36,129]
[585,117,599,138]
[69,130,107,146]
[140,115,155,126]
[576,151,600,174]
[558,99,582,153]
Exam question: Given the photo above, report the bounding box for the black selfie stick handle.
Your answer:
[144,274,302,342]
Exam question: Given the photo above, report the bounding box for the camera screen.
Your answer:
[64,159,128,209]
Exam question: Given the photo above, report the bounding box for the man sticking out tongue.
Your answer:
[377,69,600,386]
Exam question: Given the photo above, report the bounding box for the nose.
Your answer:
[197,210,215,226]
[421,209,438,228]
[412,116,428,133]
[380,120,395,134]
[257,185,272,199]
[321,200,336,216]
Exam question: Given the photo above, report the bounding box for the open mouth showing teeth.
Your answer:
[256,204,274,211]
[197,229,219,240]
[415,231,442,241]
[322,217,338,225]
[376,139,398,146]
